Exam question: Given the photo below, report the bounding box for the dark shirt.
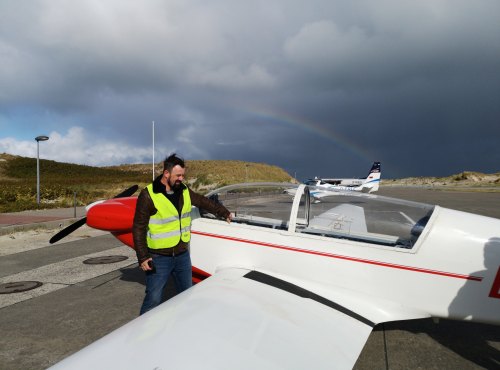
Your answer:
[165,189,182,214]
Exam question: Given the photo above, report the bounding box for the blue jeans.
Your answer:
[140,251,193,315]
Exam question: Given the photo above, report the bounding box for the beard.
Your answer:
[170,178,182,190]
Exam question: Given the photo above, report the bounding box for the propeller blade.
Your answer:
[49,217,87,244]
[113,185,139,198]
[49,185,139,244]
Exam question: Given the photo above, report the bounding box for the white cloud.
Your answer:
[0,126,154,166]
[0,137,38,159]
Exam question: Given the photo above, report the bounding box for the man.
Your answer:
[133,153,231,315]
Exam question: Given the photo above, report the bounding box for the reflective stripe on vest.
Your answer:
[146,184,192,249]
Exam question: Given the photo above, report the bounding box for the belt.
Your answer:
[150,244,188,257]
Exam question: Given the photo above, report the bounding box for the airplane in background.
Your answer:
[304,161,381,194]
[286,162,381,199]
[319,161,381,186]
[49,182,500,369]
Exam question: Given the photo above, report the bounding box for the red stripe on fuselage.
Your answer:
[192,230,483,282]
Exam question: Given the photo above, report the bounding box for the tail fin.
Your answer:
[360,162,381,193]
[366,162,381,177]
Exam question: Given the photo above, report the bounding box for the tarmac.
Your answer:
[0,206,87,236]
[0,186,499,369]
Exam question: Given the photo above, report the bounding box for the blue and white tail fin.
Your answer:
[358,162,381,193]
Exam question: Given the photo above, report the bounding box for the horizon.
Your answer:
[1,152,498,181]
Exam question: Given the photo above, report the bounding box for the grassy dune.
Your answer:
[0,153,293,212]
[2,152,497,212]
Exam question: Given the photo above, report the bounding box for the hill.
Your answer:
[105,159,293,191]
[385,171,500,189]
[1,153,498,212]
[0,153,293,212]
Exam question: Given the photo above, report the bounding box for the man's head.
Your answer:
[162,153,185,190]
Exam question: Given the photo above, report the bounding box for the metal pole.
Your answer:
[73,191,77,218]
[152,121,155,181]
[36,140,40,205]
[35,135,49,206]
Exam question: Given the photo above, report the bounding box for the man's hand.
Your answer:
[226,213,233,224]
[140,258,153,271]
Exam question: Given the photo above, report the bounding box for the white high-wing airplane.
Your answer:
[49,183,500,370]
[304,161,381,195]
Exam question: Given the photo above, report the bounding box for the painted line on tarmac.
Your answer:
[0,246,136,309]
[0,226,108,257]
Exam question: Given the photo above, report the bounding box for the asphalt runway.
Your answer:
[0,187,499,369]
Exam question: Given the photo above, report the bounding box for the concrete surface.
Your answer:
[0,206,87,236]
[0,186,499,369]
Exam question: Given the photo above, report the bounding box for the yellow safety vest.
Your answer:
[146,184,192,249]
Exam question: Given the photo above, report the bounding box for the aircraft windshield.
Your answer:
[203,183,296,230]
[300,187,434,248]
[304,180,318,186]
[201,183,434,249]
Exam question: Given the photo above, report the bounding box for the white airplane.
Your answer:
[49,182,500,370]
[318,161,381,186]
[304,161,381,195]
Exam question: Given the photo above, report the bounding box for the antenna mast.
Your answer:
[152,121,155,181]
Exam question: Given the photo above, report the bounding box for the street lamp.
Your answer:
[35,135,49,205]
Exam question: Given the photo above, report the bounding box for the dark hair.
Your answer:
[163,153,185,172]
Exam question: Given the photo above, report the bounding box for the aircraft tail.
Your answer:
[366,162,381,177]
[359,162,381,193]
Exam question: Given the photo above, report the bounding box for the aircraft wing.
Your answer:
[50,268,374,370]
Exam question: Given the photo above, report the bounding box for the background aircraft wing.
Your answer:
[50,268,374,370]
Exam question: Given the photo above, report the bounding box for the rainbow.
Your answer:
[243,106,374,163]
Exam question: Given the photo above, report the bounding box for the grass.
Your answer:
[0,154,293,212]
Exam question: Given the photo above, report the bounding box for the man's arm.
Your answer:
[189,189,231,221]
[132,189,155,263]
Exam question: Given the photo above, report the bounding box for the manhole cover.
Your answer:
[83,255,128,265]
[0,281,43,294]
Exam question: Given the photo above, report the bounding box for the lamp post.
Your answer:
[35,135,49,205]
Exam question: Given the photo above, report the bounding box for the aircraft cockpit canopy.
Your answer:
[200,183,434,250]
[304,179,329,186]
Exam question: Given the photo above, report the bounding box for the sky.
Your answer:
[1,0,499,180]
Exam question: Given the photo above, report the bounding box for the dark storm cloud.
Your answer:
[1,1,499,179]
